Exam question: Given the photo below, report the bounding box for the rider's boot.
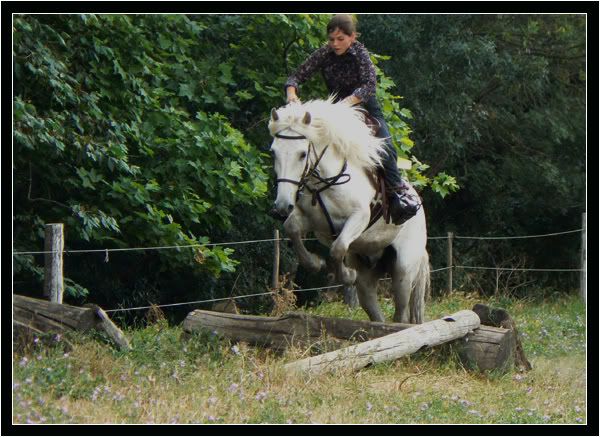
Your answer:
[380,141,421,225]
[386,179,421,225]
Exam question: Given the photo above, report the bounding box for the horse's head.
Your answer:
[269,107,312,219]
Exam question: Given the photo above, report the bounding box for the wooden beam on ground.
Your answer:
[182,310,414,350]
[284,310,480,374]
[183,306,519,373]
[13,295,130,351]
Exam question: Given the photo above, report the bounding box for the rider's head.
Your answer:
[327,14,358,56]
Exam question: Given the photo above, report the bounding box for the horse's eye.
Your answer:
[299,151,307,160]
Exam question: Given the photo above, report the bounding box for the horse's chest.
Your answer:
[297,191,352,232]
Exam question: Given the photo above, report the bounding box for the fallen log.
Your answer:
[182,309,414,351]
[284,310,480,374]
[13,294,130,351]
[183,308,517,372]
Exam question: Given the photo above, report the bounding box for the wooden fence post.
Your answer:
[272,229,280,289]
[43,223,64,303]
[580,212,586,305]
[447,232,454,294]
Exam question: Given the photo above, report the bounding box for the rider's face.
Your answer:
[328,28,356,55]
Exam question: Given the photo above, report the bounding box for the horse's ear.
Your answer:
[271,108,279,121]
[303,112,311,125]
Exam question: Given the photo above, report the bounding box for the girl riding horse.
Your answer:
[284,14,420,225]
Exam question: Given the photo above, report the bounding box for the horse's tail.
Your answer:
[410,251,431,324]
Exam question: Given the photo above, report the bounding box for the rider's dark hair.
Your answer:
[326,14,359,37]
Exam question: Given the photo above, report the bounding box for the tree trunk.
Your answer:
[284,310,480,374]
[13,295,130,351]
[182,310,413,351]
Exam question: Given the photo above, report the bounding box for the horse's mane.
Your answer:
[269,97,386,170]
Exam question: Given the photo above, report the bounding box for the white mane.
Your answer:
[269,97,386,170]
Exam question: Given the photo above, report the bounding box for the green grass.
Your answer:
[12,291,587,424]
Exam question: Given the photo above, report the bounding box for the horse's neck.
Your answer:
[311,146,345,177]
[309,146,377,193]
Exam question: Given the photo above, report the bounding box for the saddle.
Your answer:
[367,170,391,229]
[356,107,381,136]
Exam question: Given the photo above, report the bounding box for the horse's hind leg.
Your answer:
[351,256,385,322]
[283,211,325,272]
[391,264,412,324]
[336,260,357,286]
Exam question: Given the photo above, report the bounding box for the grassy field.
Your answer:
[12,291,587,425]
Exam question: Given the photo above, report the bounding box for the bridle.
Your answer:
[273,130,351,236]
[273,131,351,194]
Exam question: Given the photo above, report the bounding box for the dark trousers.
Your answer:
[361,96,404,189]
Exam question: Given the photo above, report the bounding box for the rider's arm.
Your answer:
[284,46,329,102]
[349,42,377,103]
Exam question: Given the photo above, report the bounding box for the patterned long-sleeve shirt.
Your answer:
[285,41,377,102]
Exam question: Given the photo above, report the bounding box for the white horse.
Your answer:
[268,98,430,323]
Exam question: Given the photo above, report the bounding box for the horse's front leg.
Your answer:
[283,210,326,272]
[330,209,370,285]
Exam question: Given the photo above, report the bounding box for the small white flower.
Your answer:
[366,402,373,411]
[231,345,240,355]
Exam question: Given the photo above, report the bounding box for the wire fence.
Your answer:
[14,226,585,313]
[11,228,583,256]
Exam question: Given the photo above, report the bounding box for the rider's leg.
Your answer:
[362,96,421,225]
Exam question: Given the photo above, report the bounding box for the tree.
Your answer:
[360,14,586,294]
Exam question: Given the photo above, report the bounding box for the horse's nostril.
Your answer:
[287,204,294,212]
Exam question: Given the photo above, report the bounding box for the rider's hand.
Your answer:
[341,95,361,107]
[286,87,300,104]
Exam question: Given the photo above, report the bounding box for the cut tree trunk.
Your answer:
[472,303,531,371]
[182,309,414,351]
[13,294,130,351]
[183,307,518,373]
[284,310,480,374]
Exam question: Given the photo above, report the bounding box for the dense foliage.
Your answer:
[12,14,427,316]
[13,14,585,317]
[361,14,586,294]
